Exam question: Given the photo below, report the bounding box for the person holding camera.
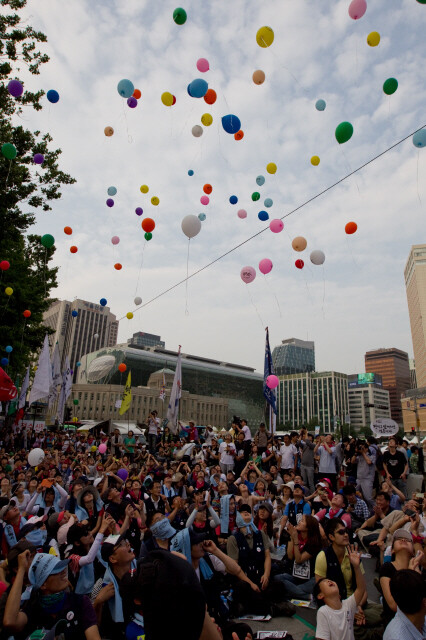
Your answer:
[146,411,160,454]
[219,434,236,475]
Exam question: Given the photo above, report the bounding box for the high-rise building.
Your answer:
[409,358,417,389]
[43,299,118,379]
[272,338,315,376]
[348,374,391,431]
[127,332,165,349]
[364,348,410,424]
[405,245,426,389]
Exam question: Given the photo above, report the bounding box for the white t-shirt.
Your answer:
[241,424,251,441]
[315,593,357,640]
[279,443,297,469]
[219,441,236,465]
[148,417,160,435]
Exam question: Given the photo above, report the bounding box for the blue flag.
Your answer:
[263,328,277,414]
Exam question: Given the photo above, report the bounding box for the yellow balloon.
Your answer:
[256,26,274,48]
[126,312,134,320]
[151,196,159,206]
[201,113,213,126]
[161,91,174,107]
[140,185,149,194]
[5,287,13,296]
[266,162,277,174]
[367,31,380,47]
[311,156,320,166]
[72,416,78,423]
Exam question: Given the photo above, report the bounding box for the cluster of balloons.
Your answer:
[117,79,141,109]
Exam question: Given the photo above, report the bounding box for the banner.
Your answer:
[56,356,72,423]
[167,348,182,434]
[370,417,399,437]
[0,368,17,402]
[159,370,166,401]
[29,334,52,405]
[119,372,132,415]
[48,343,62,407]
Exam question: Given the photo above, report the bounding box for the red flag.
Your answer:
[0,368,17,402]
[14,407,25,425]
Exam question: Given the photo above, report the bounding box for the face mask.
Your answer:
[150,518,176,540]
[236,511,257,534]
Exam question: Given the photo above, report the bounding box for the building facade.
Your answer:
[127,332,165,349]
[272,338,315,376]
[364,348,410,424]
[405,245,426,389]
[401,388,426,435]
[348,374,391,431]
[409,358,417,389]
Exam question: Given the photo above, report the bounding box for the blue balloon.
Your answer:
[117,79,134,98]
[188,170,194,176]
[315,99,326,111]
[187,84,193,96]
[256,175,265,186]
[229,195,238,205]
[189,79,208,98]
[100,298,107,306]
[198,213,206,221]
[76,361,81,367]
[46,90,59,104]
[258,210,269,221]
[222,114,241,135]
[5,345,12,353]
[0,357,8,367]
[413,130,426,148]
[71,310,78,318]
[264,198,273,208]
[107,186,117,196]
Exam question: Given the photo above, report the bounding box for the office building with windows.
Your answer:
[364,348,411,424]
[127,332,165,349]
[405,245,426,389]
[272,338,315,376]
[348,374,391,431]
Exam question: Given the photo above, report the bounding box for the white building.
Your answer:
[348,378,391,431]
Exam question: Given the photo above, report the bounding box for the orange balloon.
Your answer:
[70,246,78,254]
[104,126,114,137]
[64,226,72,235]
[114,263,122,270]
[252,70,265,85]
[142,218,155,233]
[23,309,31,318]
[118,363,127,373]
[133,89,141,99]
[345,221,357,235]
[204,89,217,105]
[234,130,244,140]
[203,184,213,194]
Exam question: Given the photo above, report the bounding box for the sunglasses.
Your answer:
[335,529,348,536]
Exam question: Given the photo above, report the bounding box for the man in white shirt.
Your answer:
[278,434,298,476]
[219,434,236,474]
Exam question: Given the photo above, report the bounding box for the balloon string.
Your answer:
[262,274,282,317]
[43,247,47,296]
[134,241,147,297]
[321,265,326,320]
[417,150,422,205]
[346,236,359,268]
[4,159,12,188]
[185,239,190,316]
[339,145,360,196]
[246,286,265,330]
[120,99,133,144]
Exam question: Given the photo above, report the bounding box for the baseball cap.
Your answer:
[101,534,125,564]
[0,499,17,520]
[316,482,327,488]
[28,553,69,589]
[392,529,413,545]
[257,502,273,514]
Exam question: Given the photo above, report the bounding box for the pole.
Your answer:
[414,396,421,442]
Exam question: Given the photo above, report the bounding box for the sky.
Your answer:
[10,0,426,375]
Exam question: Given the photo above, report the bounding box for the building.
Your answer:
[364,348,410,424]
[348,374,391,431]
[127,332,165,349]
[276,371,349,431]
[401,388,426,435]
[409,358,417,389]
[43,299,118,379]
[405,245,426,389]
[272,338,315,376]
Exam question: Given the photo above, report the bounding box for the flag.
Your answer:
[56,356,72,423]
[0,368,17,402]
[263,328,277,415]
[29,334,52,405]
[167,347,182,434]
[48,343,61,408]
[119,371,132,415]
[159,370,166,401]
[18,367,30,409]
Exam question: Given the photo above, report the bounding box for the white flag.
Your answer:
[56,357,72,423]
[29,335,52,405]
[48,343,62,408]
[166,348,182,434]
[159,370,166,401]
[18,366,30,410]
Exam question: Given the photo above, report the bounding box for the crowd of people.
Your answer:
[0,413,425,640]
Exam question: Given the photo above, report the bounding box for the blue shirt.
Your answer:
[384,608,426,640]
[284,499,311,517]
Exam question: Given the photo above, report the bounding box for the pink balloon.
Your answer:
[111,236,120,245]
[196,58,210,72]
[98,443,107,454]
[259,258,273,275]
[240,266,256,284]
[348,0,367,20]
[237,209,247,219]
[269,219,284,233]
[266,374,279,389]
[200,195,209,205]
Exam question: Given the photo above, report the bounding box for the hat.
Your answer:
[7,540,36,570]
[48,511,65,532]
[293,483,303,490]
[392,529,413,545]
[28,553,69,589]
[101,534,125,564]
[17,516,46,541]
[316,482,327,488]
[188,530,206,546]
[77,484,100,507]
[238,503,252,514]
[0,500,16,520]
[257,502,273,514]
[172,472,183,483]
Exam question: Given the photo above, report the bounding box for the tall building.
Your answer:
[364,348,410,424]
[409,358,417,389]
[348,374,391,431]
[43,299,118,379]
[405,245,426,388]
[272,338,315,376]
[127,332,165,349]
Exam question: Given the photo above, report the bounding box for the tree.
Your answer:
[0,0,75,377]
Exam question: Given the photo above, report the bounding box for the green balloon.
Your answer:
[335,121,354,144]
[41,233,55,248]
[73,398,79,405]
[383,78,398,95]
[173,7,187,24]
[144,232,152,241]
[251,192,260,201]
[417,0,426,4]
[1,143,17,160]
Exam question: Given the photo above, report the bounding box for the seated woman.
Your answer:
[254,502,275,550]
[76,485,104,535]
[138,511,177,559]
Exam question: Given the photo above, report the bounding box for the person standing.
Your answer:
[298,431,315,494]
[278,434,298,478]
[383,437,409,498]
[146,411,160,454]
[315,434,337,491]
[219,435,236,475]
[254,423,270,456]
[352,438,377,510]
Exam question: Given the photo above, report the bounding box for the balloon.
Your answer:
[117,468,129,481]
[256,26,274,48]
[134,296,142,305]
[71,310,79,318]
[118,363,127,373]
[253,70,266,85]
[5,346,12,353]
[181,214,202,239]
[64,227,72,235]
[367,31,380,46]
[348,0,367,19]
[204,89,217,105]
[266,162,277,174]
[106,198,114,207]
[196,58,209,72]
[142,218,155,232]
[295,259,304,269]
[73,397,79,404]
[258,211,269,221]
[28,448,45,467]
[173,7,187,24]
[4,287,13,296]
[117,79,134,98]
[7,80,23,97]
[234,130,244,140]
[259,258,273,275]
[315,99,326,111]
[111,236,120,245]
[151,197,159,206]
[135,207,143,216]
[161,92,174,106]
[98,443,107,454]
[238,209,247,219]
[383,78,398,95]
[189,79,208,98]
[269,219,284,233]
[203,184,212,194]
[240,266,256,284]
[345,221,358,234]
[126,312,134,320]
[70,246,78,254]
[311,156,320,166]
[192,125,203,137]
[335,122,353,144]
[140,185,149,193]
[104,126,114,137]
[107,186,117,196]
[127,96,137,108]
[23,310,31,318]
[310,250,325,265]
[201,113,213,126]
[0,261,10,271]
[41,234,55,248]
[114,263,122,270]
[0,357,8,367]
[94,333,99,339]
[198,213,206,221]
[252,192,260,201]
[229,195,238,205]
[133,89,141,99]
[200,195,209,205]
[33,153,44,164]
[413,130,426,148]
[1,143,17,160]
[144,232,152,241]
[264,198,273,207]
[188,170,194,176]
[222,115,241,134]
[100,298,107,306]
[292,236,307,252]
[266,374,279,389]
[46,89,59,103]
[256,176,265,186]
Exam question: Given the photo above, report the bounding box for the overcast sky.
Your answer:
[13,0,426,374]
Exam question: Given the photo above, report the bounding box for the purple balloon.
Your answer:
[117,468,128,481]
[135,207,143,216]
[33,153,45,165]
[8,80,23,98]
[106,198,114,207]
[127,96,137,108]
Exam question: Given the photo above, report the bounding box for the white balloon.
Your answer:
[134,296,142,306]
[181,214,202,239]
[192,125,203,137]
[310,250,325,265]
[94,333,99,339]
[28,448,45,467]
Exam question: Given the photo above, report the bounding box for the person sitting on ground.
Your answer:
[356,491,394,552]
[315,492,352,530]
[343,485,370,531]
[383,569,426,640]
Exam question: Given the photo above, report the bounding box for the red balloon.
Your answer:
[345,221,358,235]
[64,226,72,235]
[70,246,78,253]
[114,263,122,270]
[133,89,141,99]
[23,310,31,318]
[118,363,127,373]
[142,218,155,233]
[203,184,212,194]
[295,259,304,269]
[0,261,10,271]
[172,95,176,105]
[204,89,217,105]
[234,130,244,141]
